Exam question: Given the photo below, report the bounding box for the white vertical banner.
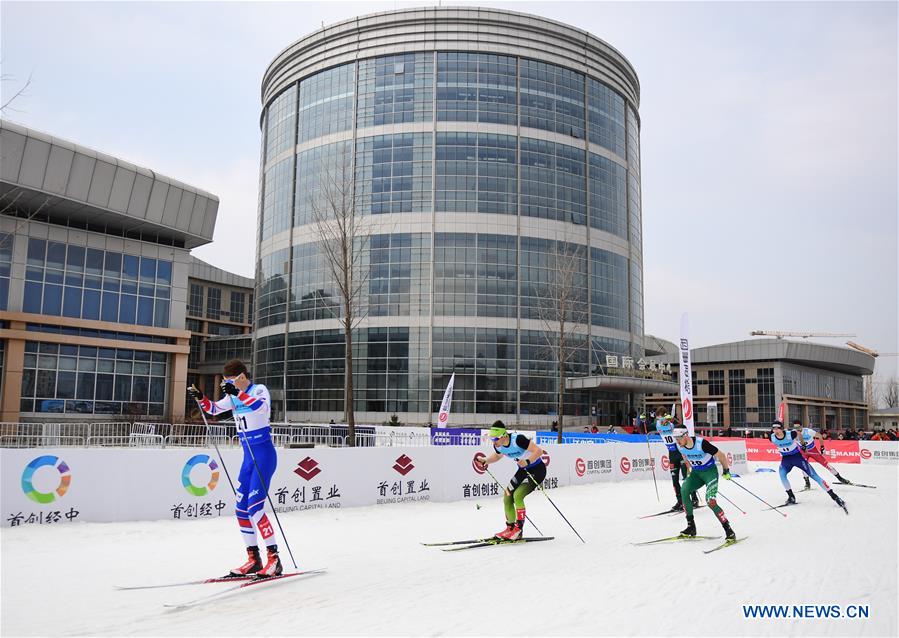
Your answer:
[679,313,695,436]
[437,372,455,427]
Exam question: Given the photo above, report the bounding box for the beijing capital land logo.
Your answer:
[472,452,487,475]
[181,454,220,496]
[620,457,631,474]
[393,454,415,476]
[21,455,71,504]
[294,457,322,481]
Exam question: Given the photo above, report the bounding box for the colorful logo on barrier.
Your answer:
[575,458,586,477]
[472,452,487,475]
[620,457,631,474]
[393,454,415,476]
[661,455,671,471]
[541,452,551,467]
[294,457,321,481]
[21,455,71,504]
[860,448,872,460]
[726,452,734,465]
[181,454,220,496]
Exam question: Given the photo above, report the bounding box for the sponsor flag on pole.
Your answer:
[777,400,785,424]
[437,372,455,427]
[679,313,695,436]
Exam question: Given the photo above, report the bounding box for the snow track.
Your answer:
[2,462,895,636]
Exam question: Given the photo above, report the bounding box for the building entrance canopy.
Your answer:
[566,375,678,394]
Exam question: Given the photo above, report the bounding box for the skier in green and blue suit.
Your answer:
[476,421,546,541]
[673,426,736,541]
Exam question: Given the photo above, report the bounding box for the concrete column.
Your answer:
[1,334,25,425]
[168,340,189,424]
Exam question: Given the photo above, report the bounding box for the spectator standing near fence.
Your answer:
[477,421,547,541]
[188,359,282,578]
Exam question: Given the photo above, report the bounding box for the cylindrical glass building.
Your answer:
[255,7,645,426]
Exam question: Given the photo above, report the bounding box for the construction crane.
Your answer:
[845,341,899,358]
[750,330,856,340]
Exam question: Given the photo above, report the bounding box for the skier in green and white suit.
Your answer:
[673,426,736,541]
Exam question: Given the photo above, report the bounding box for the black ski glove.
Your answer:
[187,385,204,401]
[220,380,241,397]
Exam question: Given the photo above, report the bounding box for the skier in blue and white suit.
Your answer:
[770,420,846,513]
[188,358,282,577]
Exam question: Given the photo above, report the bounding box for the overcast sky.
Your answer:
[2,1,896,378]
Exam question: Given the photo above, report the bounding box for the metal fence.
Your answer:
[0,422,440,449]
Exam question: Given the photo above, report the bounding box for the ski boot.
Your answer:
[784,490,797,506]
[835,474,851,485]
[494,522,515,540]
[722,521,736,541]
[229,546,262,577]
[679,515,696,538]
[828,490,848,514]
[257,545,283,578]
[801,475,812,491]
[669,501,684,513]
[506,508,526,541]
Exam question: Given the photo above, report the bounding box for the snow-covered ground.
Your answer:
[2,462,896,637]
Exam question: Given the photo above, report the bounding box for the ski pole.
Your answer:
[481,464,544,536]
[728,478,787,518]
[226,394,299,569]
[194,396,236,494]
[525,468,586,544]
[715,490,746,515]
[642,417,660,502]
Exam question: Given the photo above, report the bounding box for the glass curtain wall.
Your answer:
[256,49,642,419]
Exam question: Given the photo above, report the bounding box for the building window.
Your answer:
[437,52,517,125]
[357,133,433,215]
[436,132,517,215]
[757,368,775,424]
[188,284,204,317]
[206,288,221,320]
[708,370,725,396]
[358,53,433,127]
[230,292,245,324]
[0,235,12,310]
[206,323,243,336]
[729,369,746,426]
[298,63,355,143]
[20,341,167,416]
[520,58,585,139]
[23,239,171,328]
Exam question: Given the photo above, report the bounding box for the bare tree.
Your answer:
[878,376,899,409]
[1,69,32,114]
[0,188,53,252]
[306,142,371,446]
[536,242,589,443]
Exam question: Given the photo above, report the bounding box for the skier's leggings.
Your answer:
[681,467,728,524]
[668,449,687,500]
[235,439,278,547]
[779,453,829,491]
[803,448,834,471]
[503,462,546,523]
